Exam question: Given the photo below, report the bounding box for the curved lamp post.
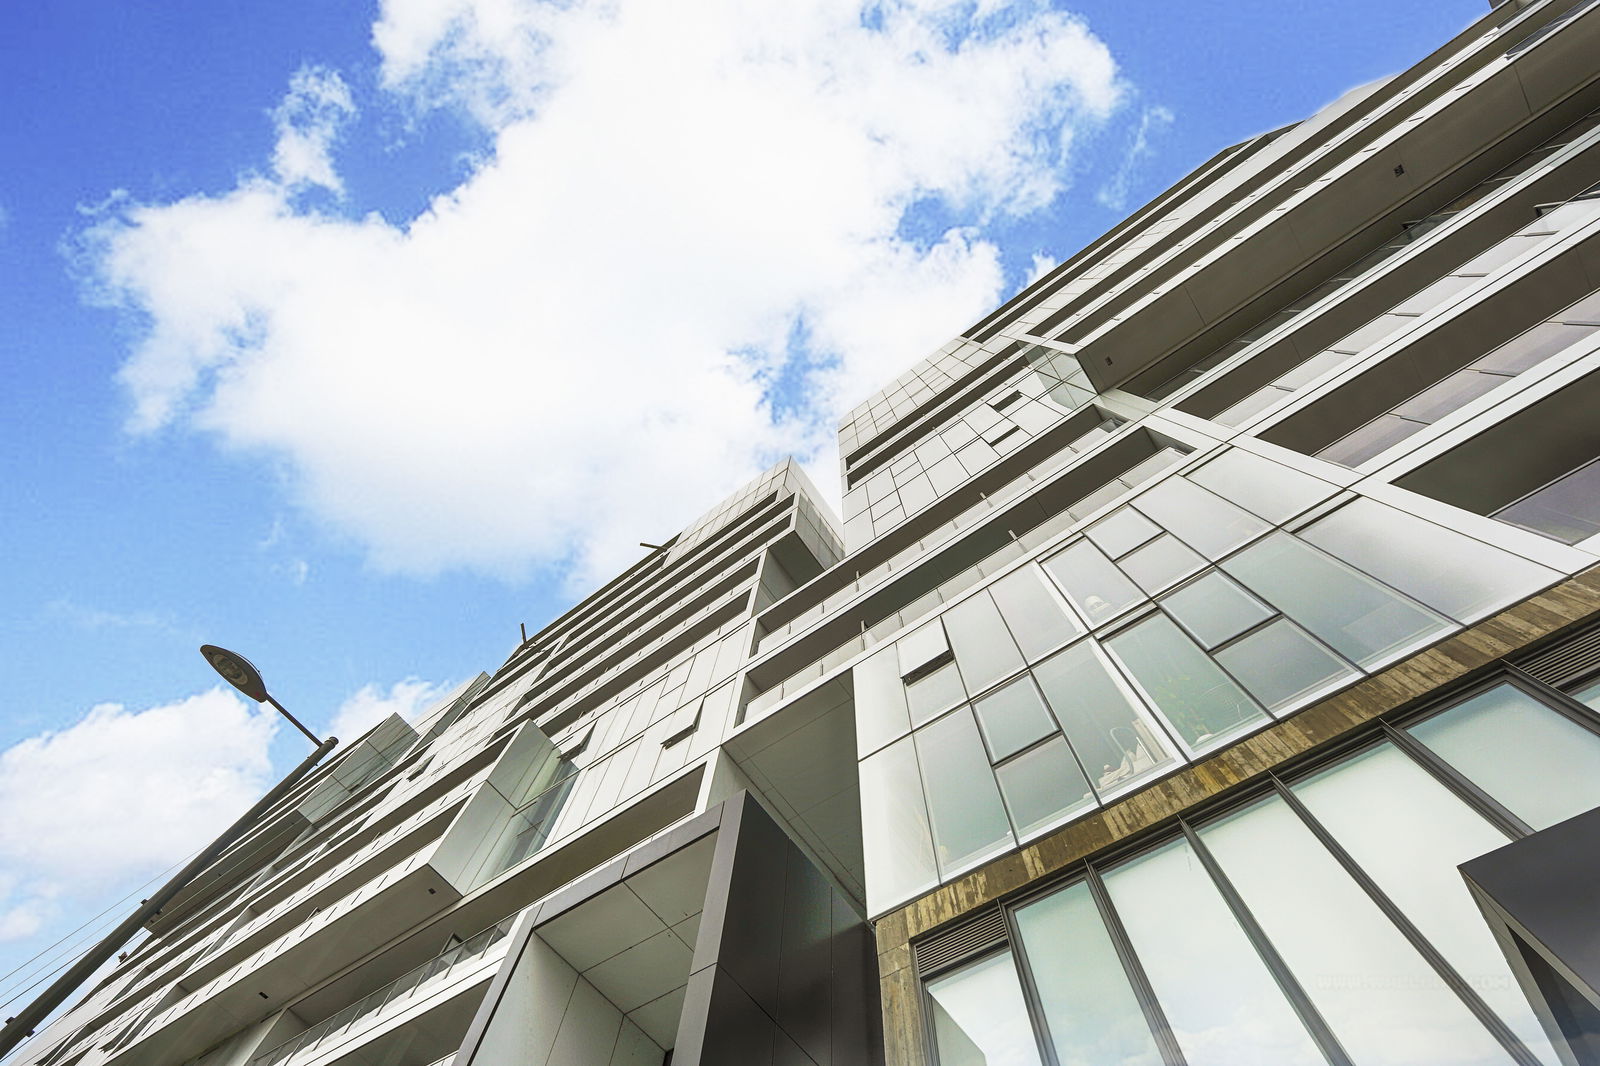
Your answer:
[0,648,338,1060]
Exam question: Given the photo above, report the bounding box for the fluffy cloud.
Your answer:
[328,677,454,741]
[0,689,278,942]
[84,0,1126,588]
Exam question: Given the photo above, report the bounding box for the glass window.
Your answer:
[1391,369,1506,422]
[860,736,939,912]
[1187,448,1334,524]
[1086,507,1162,558]
[1013,881,1164,1066]
[1043,540,1146,626]
[1118,534,1206,594]
[1317,413,1424,468]
[1214,619,1357,712]
[1407,683,1600,830]
[925,951,1045,1066]
[854,645,910,758]
[989,565,1083,661]
[1301,499,1559,622]
[1223,532,1449,667]
[943,592,1026,696]
[1103,837,1325,1066]
[1034,643,1176,796]
[1475,320,1600,374]
[1161,571,1273,649]
[1199,795,1518,1066]
[1132,476,1269,559]
[995,736,1096,838]
[1495,456,1600,544]
[974,676,1056,762]
[1291,744,1557,1064]
[1571,677,1600,710]
[906,660,967,726]
[898,619,950,678]
[915,708,1015,877]
[1107,614,1266,749]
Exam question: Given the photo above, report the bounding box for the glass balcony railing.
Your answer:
[251,914,516,1066]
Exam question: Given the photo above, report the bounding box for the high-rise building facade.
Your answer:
[18,2,1600,1064]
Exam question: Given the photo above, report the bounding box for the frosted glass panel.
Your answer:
[996,736,1096,837]
[1215,619,1357,712]
[990,565,1083,661]
[860,736,938,913]
[1044,540,1145,626]
[943,592,1026,695]
[854,645,910,758]
[1188,448,1334,523]
[1407,684,1600,830]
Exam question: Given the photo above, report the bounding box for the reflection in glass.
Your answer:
[1215,619,1357,712]
[1106,615,1265,749]
[854,646,911,758]
[1199,795,1517,1066]
[1132,476,1269,559]
[925,951,1045,1066]
[974,676,1056,761]
[1223,532,1448,667]
[1034,643,1175,795]
[1103,837,1324,1066]
[1302,499,1558,621]
[995,736,1096,837]
[1043,540,1146,626]
[1013,881,1164,1066]
[906,660,967,726]
[915,708,1015,877]
[1407,683,1600,830]
[1292,745,1556,1064]
[1161,571,1273,649]
[1087,507,1162,558]
[860,737,939,912]
[1119,534,1206,594]
[943,592,1026,696]
[989,565,1083,661]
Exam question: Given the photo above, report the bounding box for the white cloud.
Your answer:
[1025,251,1056,286]
[83,0,1126,588]
[0,689,278,934]
[271,66,356,194]
[1098,102,1173,212]
[328,678,455,741]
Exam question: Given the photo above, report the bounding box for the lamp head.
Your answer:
[200,645,269,702]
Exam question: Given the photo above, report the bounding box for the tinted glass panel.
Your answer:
[1223,532,1449,667]
[1200,796,1517,1066]
[995,736,1096,837]
[1014,881,1164,1066]
[974,676,1056,761]
[1034,643,1176,795]
[860,736,938,912]
[1107,614,1265,748]
[906,660,967,726]
[1043,540,1146,626]
[943,592,1026,695]
[854,645,911,757]
[1119,534,1206,594]
[1087,507,1162,558]
[1161,571,1274,649]
[926,951,1044,1066]
[1132,477,1269,559]
[989,565,1083,661]
[915,708,1015,876]
[1214,619,1357,712]
[1407,683,1600,830]
[1103,837,1324,1066]
[1187,448,1334,523]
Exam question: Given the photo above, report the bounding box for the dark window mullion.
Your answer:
[1269,776,1545,1066]
[1178,821,1355,1066]
[1004,907,1065,1066]
[1380,721,1535,839]
[1082,867,1190,1066]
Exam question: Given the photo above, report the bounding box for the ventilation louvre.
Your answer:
[1516,620,1600,690]
[913,907,1008,976]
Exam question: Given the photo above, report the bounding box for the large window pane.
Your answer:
[1132,476,1269,558]
[1214,619,1357,712]
[1034,643,1176,796]
[1301,499,1558,621]
[943,592,1026,695]
[1199,796,1518,1066]
[859,736,938,913]
[915,708,1015,877]
[1043,540,1146,626]
[1106,614,1266,749]
[1103,837,1324,1066]
[989,565,1083,662]
[906,660,967,726]
[1292,744,1557,1064]
[1495,456,1600,545]
[853,645,910,758]
[1013,882,1164,1066]
[1407,683,1600,830]
[996,737,1096,837]
[974,676,1056,761]
[1086,507,1162,557]
[1119,534,1206,594]
[1188,448,1335,523]
[1161,571,1274,649]
[1223,532,1449,667]
[926,951,1044,1066]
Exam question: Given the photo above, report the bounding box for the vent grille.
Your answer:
[913,907,1008,976]
[1517,621,1600,689]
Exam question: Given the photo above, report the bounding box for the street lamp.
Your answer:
[0,649,339,1060]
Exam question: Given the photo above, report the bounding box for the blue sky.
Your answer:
[0,0,1480,1028]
